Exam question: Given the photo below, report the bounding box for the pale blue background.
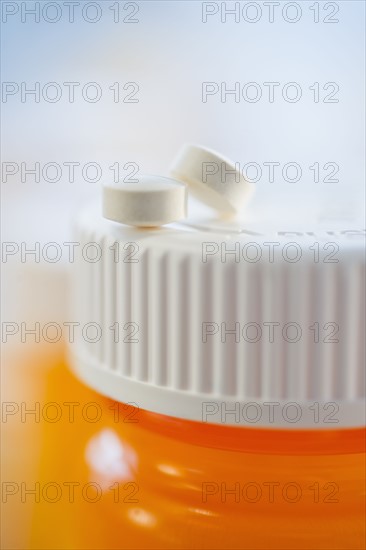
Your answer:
[1,0,365,241]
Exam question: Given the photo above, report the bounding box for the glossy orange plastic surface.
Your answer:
[28,359,366,550]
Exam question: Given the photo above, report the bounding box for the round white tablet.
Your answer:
[103,175,187,227]
[170,144,254,215]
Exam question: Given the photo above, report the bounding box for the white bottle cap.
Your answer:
[69,198,366,429]
[170,144,254,215]
[103,175,187,227]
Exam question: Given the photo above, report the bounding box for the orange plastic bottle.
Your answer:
[28,356,365,550]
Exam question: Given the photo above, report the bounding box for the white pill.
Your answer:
[170,144,254,215]
[103,175,187,227]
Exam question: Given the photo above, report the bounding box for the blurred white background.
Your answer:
[1,0,365,323]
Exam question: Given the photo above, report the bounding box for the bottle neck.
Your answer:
[103,397,366,455]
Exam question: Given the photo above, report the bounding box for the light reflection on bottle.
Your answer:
[127,507,157,528]
[85,428,138,490]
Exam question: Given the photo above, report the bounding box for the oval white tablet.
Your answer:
[170,144,254,215]
[103,175,187,227]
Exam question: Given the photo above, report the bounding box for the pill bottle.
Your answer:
[29,198,365,550]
